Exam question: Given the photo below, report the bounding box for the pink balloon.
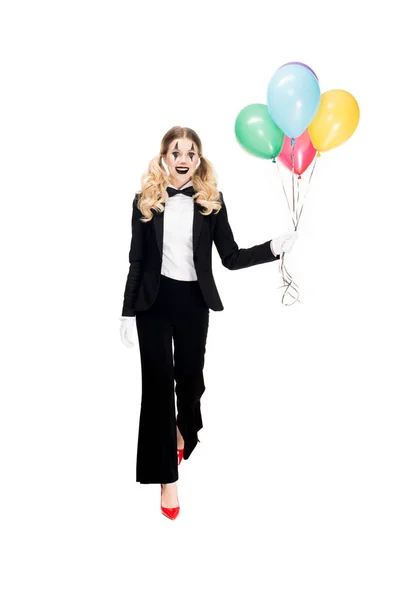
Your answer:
[277,129,317,176]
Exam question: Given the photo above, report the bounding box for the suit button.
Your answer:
[194,257,198,262]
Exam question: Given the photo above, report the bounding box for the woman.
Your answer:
[120,126,298,520]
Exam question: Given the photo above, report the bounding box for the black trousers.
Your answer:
[135,274,210,484]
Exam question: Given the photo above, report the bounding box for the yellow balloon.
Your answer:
[308,89,360,152]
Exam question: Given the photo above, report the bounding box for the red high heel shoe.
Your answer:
[160,484,180,520]
[177,448,184,465]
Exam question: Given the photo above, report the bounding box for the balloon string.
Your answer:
[274,147,320,305]
[278,252,301,306]
[276,140,301,305]
[291,141,295,214]
[279,152,320,306]
[275,160,296,228]
[274,158,300,304]
[295,153,319,229]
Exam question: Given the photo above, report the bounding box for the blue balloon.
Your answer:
[267,64,321,139]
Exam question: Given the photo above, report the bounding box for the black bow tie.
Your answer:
[166,185,194,198]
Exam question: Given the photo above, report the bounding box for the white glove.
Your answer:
[270,230,299,256]
[120,316,135,348]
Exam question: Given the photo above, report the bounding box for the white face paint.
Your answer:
[162,138,200,188]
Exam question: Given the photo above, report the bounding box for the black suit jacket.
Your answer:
[121,191,280,317]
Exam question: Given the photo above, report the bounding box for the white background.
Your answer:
[1,1,399,598]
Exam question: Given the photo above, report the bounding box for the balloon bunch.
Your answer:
[234,62,360,305]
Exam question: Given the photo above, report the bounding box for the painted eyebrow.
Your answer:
[172,142,196,152]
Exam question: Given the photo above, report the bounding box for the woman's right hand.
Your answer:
[120,317,135,348]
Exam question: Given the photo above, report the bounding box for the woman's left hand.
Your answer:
[270,231,299,256]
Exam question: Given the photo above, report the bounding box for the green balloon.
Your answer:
[235,103,284,159]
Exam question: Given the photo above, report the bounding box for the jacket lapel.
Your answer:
[153,201,204,258]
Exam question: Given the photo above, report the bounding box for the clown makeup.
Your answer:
[162,138,201,188]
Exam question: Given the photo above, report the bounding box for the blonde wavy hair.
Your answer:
[136,126,222,222]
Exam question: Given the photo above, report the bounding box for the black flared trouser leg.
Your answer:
[173,308,209,461]
[135,310,177,484]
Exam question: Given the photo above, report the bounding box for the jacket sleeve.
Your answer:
[121,195,145,317]
[212,192,280,270]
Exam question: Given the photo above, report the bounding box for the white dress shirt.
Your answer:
[161,179,198,281]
